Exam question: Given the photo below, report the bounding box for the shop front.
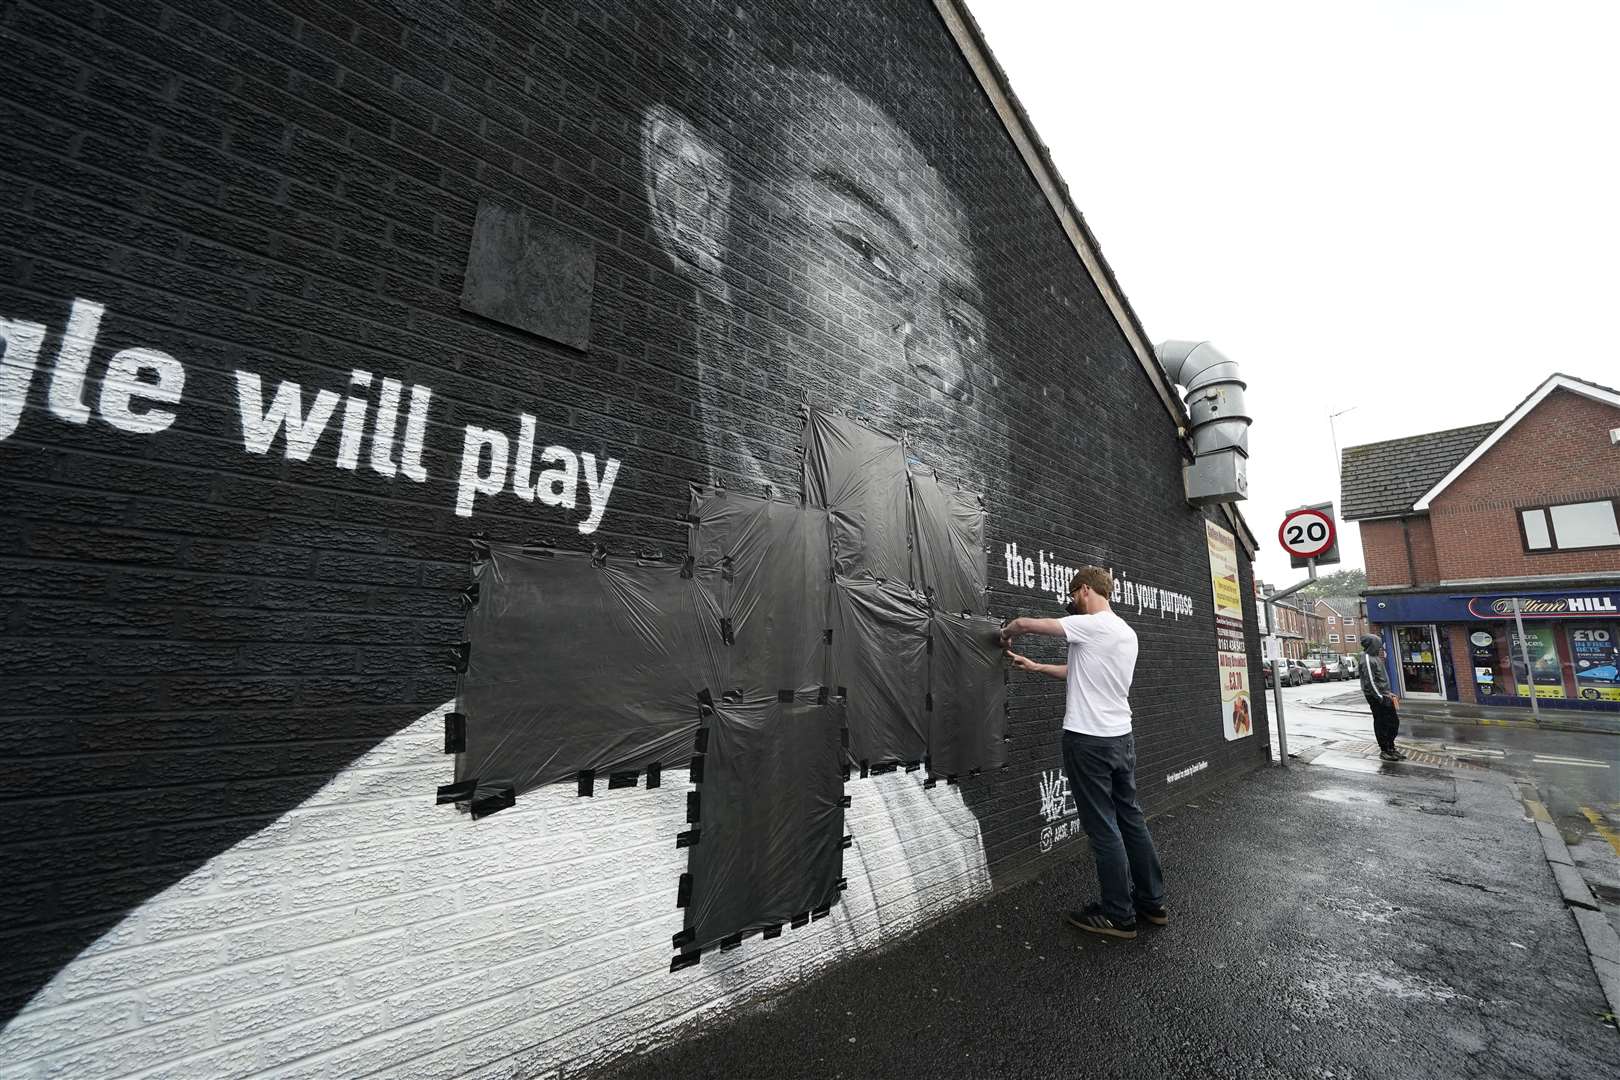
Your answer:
[1365,587,1620,711]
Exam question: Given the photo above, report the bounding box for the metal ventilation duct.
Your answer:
[1156,340,1250,505]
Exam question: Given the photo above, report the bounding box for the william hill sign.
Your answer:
[1367,589,1620,624]
[1470,595,1620,618]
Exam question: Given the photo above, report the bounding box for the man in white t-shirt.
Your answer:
[1002,566,1167,939]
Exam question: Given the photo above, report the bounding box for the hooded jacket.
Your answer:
[1359,633,1393,705]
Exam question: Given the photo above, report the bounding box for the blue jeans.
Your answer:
[1062,730,1165,924]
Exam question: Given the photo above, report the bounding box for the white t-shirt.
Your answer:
[1060,609,1138,737]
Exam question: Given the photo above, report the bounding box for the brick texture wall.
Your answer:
[1430,388,1620,581]
[1361,516,1442,588]
[0,3,1269,1077]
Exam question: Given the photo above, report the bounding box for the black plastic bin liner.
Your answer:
[803,408,910,585]
[909,462,986,615]
[457,545,725,793]
[681,693,845,951]
[688,488,830,697]
[929,611,1008,776]
[832,576,929,767]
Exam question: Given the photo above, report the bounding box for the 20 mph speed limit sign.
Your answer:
[1279,507,1336,560]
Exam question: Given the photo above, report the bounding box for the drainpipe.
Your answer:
[1157,340,1250,506]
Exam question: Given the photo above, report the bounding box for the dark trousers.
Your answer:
[1369,698,1400,752]
[1061,730,1165,924]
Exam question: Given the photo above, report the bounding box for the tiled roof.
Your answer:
[1340,422,1496,519]
[1318,595,1359,618]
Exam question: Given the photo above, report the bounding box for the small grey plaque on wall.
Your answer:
[460,200,595,351]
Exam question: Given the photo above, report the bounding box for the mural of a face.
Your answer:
[643,70,996,488]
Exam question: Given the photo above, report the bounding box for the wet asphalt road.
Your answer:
[1275,683,1620,934]
[589,758,1617,1080]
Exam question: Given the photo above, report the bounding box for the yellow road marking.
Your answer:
[1525,799,1553,824]
[1580,806,1620,861]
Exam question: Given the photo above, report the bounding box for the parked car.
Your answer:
[1305,654,1345,682]
[1288,659,1312,686]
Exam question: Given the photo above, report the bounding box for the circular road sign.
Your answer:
[1279,507,1336,560]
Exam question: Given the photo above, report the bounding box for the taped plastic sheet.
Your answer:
[688,488,830,697]
[680,693,845,952]
[833,577,929,767]
[909,462,987,615]
[803,408,910,584]
[456,545,725,793]
[929,612,1009,776]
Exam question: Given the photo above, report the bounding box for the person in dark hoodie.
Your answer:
[1359,633,1406,761]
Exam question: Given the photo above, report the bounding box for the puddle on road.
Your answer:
[1308,787,1377,805]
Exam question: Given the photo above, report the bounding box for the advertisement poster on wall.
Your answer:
[1510,625,1566,699]
[1571,625,1620,702]
[1206,519,1252,739]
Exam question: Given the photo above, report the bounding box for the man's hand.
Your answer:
[1388,695,1399,708]
[1000,616,1065,647]
[1005,649,1039,672]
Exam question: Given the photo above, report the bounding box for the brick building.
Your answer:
[1342,374,1620,713]
[1314,596,1370,652]
[0,2,1267,1077]
[1255,582,1320,660]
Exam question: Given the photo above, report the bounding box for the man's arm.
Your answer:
[999,616,1066,647]
[1006,650,1066,680]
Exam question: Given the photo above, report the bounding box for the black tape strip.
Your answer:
[923,778,937,789]
[443,712,467,754]
[947,774,959,786]
[470,783,515,819]
[720,932,744,951]
[925,692,933,712]
[841,764,851,782]
[690,754,705,784]
[672,927,696,949]
[840,794,852,807]
[840,834,853,849]
[926,635,933,654]
[697,688,715,709]
[670,951,701,973]
[905,761,920,773]
[458,582,480,611]
[577,769,595,797]
[762,924,783,940]
[647,762,662,788]
[859,762,870,779]
[677,873,692,908]
[841,728,849,749]
[721,618,735,645]
[871,763,896,776]
[777,689,794,703]
[680,554,695,579]
[817,686,829,705]
[687,790,701,823]
[450,641,471,673]
[811,906,830,921]
[676,827,701,848]
[436,779,476,804]
[608,770,638,789]
[470,534,490,561]
[791,912,810,929]
[823,628,834,644]
[721,556,735,583]
[970,767,982,777]
[837,685,847,698]
[694,728,709,753]
[837,877,848,892]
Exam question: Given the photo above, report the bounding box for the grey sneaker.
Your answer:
[1066,903,1137,939]
[1135,902,1169,926]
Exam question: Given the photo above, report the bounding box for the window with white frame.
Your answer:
[1329,634,1339,643]
[1520,500,1620,552]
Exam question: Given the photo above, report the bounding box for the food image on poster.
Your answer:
[1205,519,1251,740]
[1571,625,1620,702]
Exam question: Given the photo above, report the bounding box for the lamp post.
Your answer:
[1329,405,1357,474]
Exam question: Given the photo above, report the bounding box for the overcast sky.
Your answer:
[971,0,1619,585]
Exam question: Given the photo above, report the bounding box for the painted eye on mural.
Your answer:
[944,304,983,352]
[831,221,905,287]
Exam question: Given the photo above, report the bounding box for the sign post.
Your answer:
[1268,503,1341,767]
[1510,596,1543,725]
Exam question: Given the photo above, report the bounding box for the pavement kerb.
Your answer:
[1516,781,1620,1028]
[1304,691,1620,736]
